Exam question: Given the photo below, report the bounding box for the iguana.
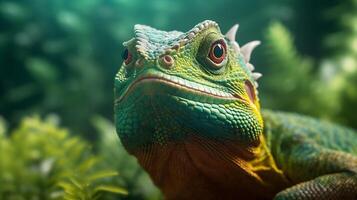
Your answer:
[114,20,357,200]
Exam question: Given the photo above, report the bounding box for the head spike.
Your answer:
[225,24,239,42]
[252,72,262,80]
[231,41,240,53]
[241,41,261,63]
[246,63,255,71]
[225,24,240,53]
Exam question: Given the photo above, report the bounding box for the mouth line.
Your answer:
[115,73,246,104]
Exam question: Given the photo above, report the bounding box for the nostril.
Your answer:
[160,55,174,68]
[164,55,172,63]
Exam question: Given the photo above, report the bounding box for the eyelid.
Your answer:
[196,33,228,74]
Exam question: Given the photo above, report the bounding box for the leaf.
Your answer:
[26,58,59,83]
[0,116,6,137]
[94,185,128,195]
[69,178,83,190]
[77,157,99,173]
[87,170,119,182]
[57,182,77,196]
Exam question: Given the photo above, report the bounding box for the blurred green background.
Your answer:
[0,0,356,199]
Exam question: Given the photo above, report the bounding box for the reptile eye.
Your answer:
[122,48,132,65]
[208,40,226,65]
[197,35,228,74]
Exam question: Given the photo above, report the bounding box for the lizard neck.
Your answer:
[130,132,290,199]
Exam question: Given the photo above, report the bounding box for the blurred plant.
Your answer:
[58,160,127,200]
[261,22,317,114]
[321,0,357,127]
[0,0,114,135]
[0,115,127,200]
[92,116,162,200]
[262,17,357,128]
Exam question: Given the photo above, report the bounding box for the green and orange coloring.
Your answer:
[115,20,263,149]
[114,20,357,199]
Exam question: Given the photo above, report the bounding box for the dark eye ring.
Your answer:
[122,48,132,65]
[208,40,226,65]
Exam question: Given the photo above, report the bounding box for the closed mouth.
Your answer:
[115,73,245,104]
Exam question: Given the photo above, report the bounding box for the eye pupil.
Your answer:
[122,48,132,65]
[208,40,227,65]
[122,49,129,60]
[213,44,224,58]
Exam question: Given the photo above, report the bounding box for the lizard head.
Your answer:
[114,20,263,152]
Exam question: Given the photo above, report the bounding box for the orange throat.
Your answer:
[131,135,290,200]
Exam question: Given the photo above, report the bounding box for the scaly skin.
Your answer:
[114,20,357,200]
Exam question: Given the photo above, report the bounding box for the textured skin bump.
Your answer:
[274,173,357,200]
[115,21,357,199]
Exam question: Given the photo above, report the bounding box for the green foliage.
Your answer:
[262,22,316,114]
[0,0,112,134]
[0,116,127,200]
[261,3,357,127]
[322,0,357,127]
[58,165,128,200]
